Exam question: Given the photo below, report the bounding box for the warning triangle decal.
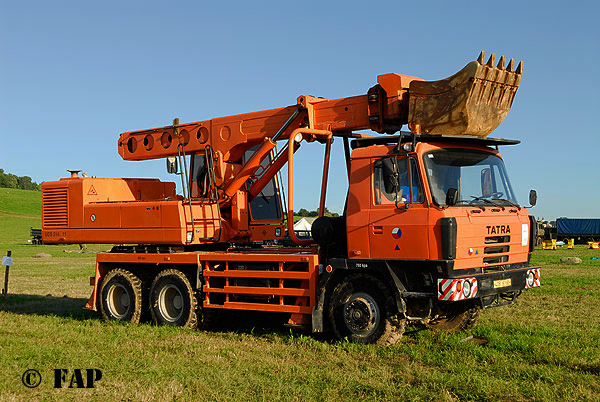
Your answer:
[88,185,97,195]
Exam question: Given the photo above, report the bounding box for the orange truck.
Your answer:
[42,51,540,344]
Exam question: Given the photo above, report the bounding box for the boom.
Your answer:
[118,50,522,163]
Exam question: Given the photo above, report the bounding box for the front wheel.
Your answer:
[327,274,405,345]
[426,303,481,332]
[149,269,199,328]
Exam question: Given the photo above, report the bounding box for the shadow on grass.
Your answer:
[0,294,428,343]
[204,311,432,343]
[0,293,98,320]
[207,309,303,338]
[0,294,300,337]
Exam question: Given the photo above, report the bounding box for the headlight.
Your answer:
[462,280,472,298]
[186,231,193,242]
[526,271,535,287]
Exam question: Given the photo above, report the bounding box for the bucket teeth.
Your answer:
[477,50,485,64]
[497,55,506,70]
[408,50,524,136]
[506,58,515,72]
[516,60,524,75]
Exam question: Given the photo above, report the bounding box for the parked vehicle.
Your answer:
[556,218,600,243]
[42,52,540,344]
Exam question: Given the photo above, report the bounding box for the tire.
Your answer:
[100,268,144,323]
[149,269,199,328]
[327,274,406,345]
[426,303,481,332]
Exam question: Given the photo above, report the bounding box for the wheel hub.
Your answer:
[120,294,130,308]
[107,284,130,319]
[173,295,182,310]
[343,292,380,336]
[158,284,184,323]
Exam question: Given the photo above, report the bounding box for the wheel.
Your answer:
[327,274,406,345]
[150,269,199,328]
[426,303,481,332]
[100,268,144,323]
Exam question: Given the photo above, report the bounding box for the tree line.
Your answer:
[0,169,42,191]
[296,207,339,217]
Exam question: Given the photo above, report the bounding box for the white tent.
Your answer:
[293,218,314,232]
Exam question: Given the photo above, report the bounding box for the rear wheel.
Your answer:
[328,274,405,345]
[426,303,481,332]
[100,268,144,323]
[150,269,199,328]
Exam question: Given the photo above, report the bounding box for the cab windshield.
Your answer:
[423,149,518,207]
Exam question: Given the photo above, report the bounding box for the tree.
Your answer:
[0,168,41,190]
[6,174,18,189]
[17,176,37,190]
[0,169,7,188]
[296,207,340,218]
[297,208,310,217]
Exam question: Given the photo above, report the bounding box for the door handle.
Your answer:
[372,226,383,235]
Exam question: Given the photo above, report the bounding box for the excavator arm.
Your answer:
[116,51,523,219]
[118,50,522,163]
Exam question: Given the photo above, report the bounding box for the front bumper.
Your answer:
[438,267,541,301]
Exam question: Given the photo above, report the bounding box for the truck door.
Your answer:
[368,156,430,260]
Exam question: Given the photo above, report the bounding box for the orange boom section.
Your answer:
[117,51,521,163]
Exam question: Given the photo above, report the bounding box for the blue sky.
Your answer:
[1,0,598,220]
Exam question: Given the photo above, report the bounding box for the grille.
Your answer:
[43,188,68,227]
[484,245,510,254]
[485,236,510,244]
[483,255,509,264]
[483,235,510,264]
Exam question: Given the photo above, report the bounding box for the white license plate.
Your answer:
[493,278,512,288]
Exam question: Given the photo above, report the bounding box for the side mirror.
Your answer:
[529,189,537,207]
[481,168,492,197]
[382,158,399,194]
[446,188,458,206]
[166,157,178,174]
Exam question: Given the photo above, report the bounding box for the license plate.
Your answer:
[493,278,512,288]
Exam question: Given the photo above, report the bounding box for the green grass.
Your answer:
[0,187,42,216]
[0,189,599,401]
[0,188,41,247]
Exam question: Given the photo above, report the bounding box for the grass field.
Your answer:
[0,189,599,401]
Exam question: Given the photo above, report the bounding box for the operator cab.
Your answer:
[352,133,523,210]
[346,133,535,266]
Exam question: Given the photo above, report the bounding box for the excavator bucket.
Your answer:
[408,51,523,136]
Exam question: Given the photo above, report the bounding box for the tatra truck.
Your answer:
[42,51,541,344]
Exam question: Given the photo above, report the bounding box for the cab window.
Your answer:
[373,157,424,205]
[190,154,210,199]
[244,146,282,221]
